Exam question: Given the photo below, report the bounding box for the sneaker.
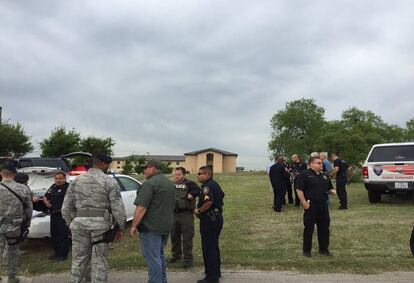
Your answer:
[197,279,218,283]
[182,261,193,269]
[303,252,311,257]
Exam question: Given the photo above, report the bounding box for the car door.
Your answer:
[115,176,141,221]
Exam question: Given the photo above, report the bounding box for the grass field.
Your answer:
[18,172,414,275]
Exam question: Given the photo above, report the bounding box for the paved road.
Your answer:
[11,270,414,283]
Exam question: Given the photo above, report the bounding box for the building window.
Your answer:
[117,161,121,164]
[117,166,121,169]
[176,162,180,165]
[206,153,214,171]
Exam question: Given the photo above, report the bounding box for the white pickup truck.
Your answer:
[362,142,414,203]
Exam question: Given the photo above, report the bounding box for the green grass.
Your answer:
[18,173,414,275]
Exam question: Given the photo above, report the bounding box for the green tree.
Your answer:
[405,118,414,140]
[80,137,115,155]
[40,126,81,157]
[268,98,326,159]
[121,156,135,175]
[133,156,147,174]
[160,161,173,174]
[0,120,33,157]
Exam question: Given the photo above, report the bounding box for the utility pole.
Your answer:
[0,106,2,124]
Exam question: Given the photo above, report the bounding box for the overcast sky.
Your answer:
[1,1,413,169]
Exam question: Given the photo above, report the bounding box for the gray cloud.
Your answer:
[1,0,413,169]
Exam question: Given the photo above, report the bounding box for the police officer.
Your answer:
[331,152,348,210]
[43,171,71,261]
[195,166,224,283]
[62,154,126,283]
[0,162,32,283]
[169,167,201,268]
[295,157,336,257]
[283,158,294,204]
[269,156,290,213]
[290,154,307,206]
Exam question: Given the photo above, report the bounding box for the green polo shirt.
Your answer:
[134,171,176,235]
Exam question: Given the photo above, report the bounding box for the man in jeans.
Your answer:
[130,160,175,283]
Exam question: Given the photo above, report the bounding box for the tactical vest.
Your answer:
[175,180,195,211]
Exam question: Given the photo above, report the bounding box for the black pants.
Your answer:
[272,183,287,212]
[286,181,294,203]
[200,214,223,282]
[336,180,348,208]
[410,227,414,256]
[50,212,71,257]
[303,203,330,253]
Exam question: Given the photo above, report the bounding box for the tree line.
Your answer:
[268,99,414,167]
[1,123,173,173]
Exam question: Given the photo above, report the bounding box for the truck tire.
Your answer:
[368,190,381,203]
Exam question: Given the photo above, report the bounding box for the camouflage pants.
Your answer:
[0,231,20,277]
[70,229,109,283]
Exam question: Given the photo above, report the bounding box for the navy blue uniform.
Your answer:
[296,169,333,254]
[45,182,71,258]
[334,158,348,209]
[269,162,290,212]
[198,178,225,283]
[291,161,307,206]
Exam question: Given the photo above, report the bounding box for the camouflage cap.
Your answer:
[140,159,161,169]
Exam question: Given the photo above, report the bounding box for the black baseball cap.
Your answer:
[93,153,113,164]
[14,172,29,184]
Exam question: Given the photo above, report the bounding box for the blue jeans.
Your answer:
[139,231,168,283]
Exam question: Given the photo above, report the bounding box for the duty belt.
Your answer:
[76,208,107,217]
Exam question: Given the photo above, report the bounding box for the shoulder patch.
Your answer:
[203,187,209,194]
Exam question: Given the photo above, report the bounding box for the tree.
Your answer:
[121,156,135,175]
[318,107,406,167]
[133,156,147,174]
[0,120,33,157]
[40,126,81,157]
[268,99,326,159]
[160,161,173,174]
[80,137,115,155]
[405,118,414,141]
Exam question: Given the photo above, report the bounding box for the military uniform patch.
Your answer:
[203,187,209,194]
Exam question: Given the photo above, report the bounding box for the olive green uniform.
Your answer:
[170,179,201,265]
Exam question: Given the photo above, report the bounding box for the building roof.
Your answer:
[112,155,185,162]
[184,148,238,157]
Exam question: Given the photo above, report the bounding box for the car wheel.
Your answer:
[368,190,381,203]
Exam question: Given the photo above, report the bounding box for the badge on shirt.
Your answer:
[204,195,210,201]
[203,187,209,195]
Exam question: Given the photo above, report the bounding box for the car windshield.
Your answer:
[368,145,414,162]
[18,159,67,170]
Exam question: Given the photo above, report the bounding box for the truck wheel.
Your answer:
[368,191,381,203]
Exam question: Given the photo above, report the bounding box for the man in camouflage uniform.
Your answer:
[0,163,32,283]
[62,154,126,283]
[169,167,200,268]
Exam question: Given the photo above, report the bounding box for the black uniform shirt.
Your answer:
[295,169,333,203]
[45,182,69,211]
[334,158,348,178]
[291,161,307,174]
[197,178,225,212]
[269,162,290,187]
